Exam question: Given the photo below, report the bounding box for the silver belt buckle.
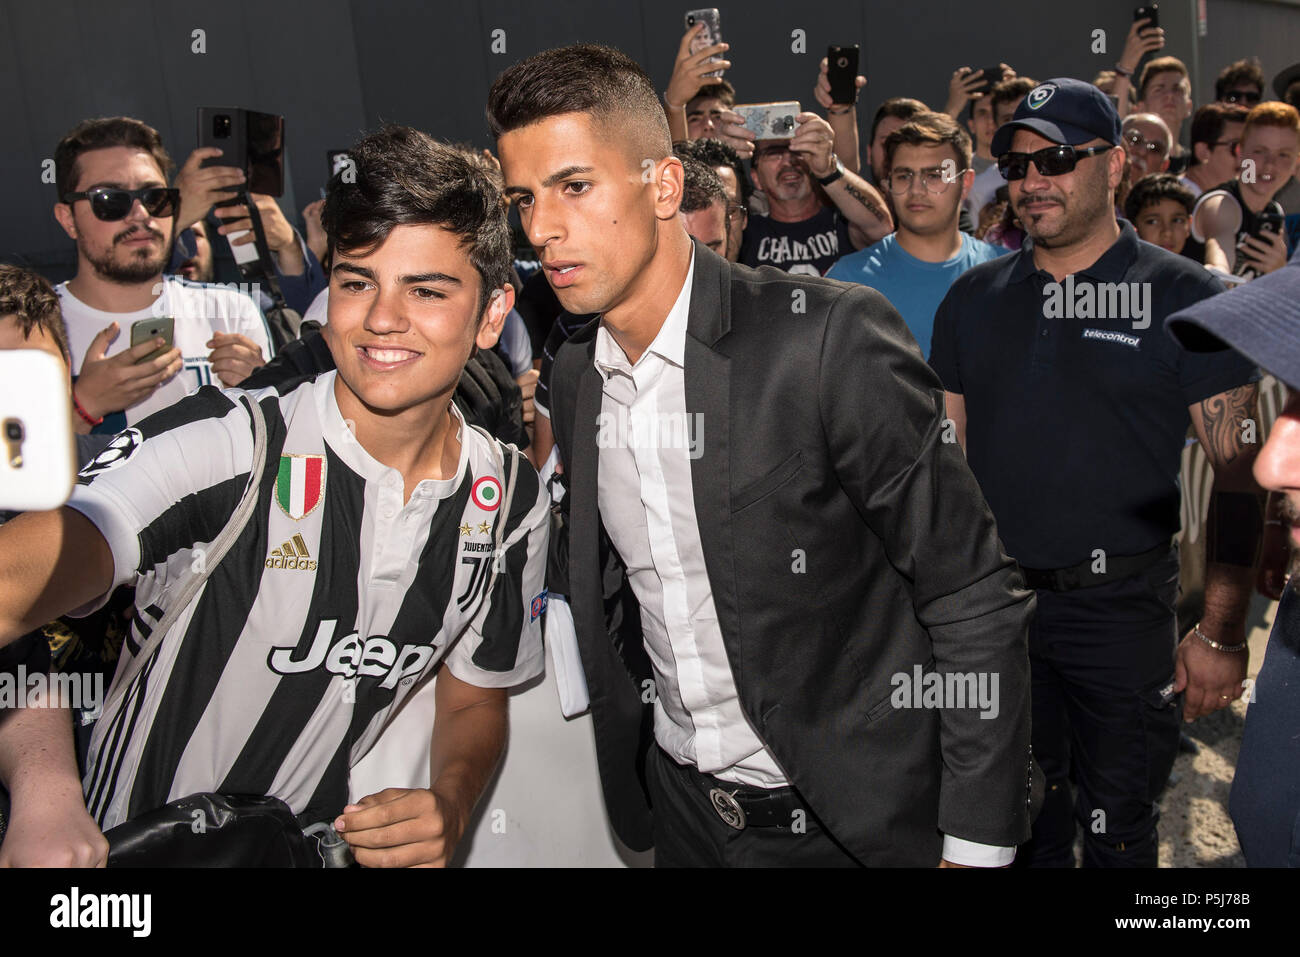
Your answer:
[708,787,747,830]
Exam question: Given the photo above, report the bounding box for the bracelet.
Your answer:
[72,390,103,427]
[663,91,686,110]
[1193,622,1248,653]
[1113,64,1134,78]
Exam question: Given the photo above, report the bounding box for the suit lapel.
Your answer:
[684,243,741,655]
[569,346,604,630]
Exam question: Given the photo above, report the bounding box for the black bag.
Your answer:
[104,794,323,868]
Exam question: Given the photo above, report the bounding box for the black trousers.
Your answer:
[1021,551,1182,868]
[646,746,859,867]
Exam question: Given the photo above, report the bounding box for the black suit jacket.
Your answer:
[549,240,1038,865]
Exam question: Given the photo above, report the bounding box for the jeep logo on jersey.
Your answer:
[275,454,326,520]
[1027,83,1056,110]
[471,475,502,511]
[268,619,433,690]
[80,428,144,476]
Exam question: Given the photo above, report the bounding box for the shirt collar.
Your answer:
[1009,220,1139,285]
[593,246,695,378]
[315,369,468,497]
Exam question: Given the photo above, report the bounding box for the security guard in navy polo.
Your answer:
[930,78,1262,867]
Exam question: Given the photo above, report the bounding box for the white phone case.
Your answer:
[0,350,76,512]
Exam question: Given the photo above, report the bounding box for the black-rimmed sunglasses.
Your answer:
[1223,90,1262,106]
[61,186,180,221]
[996,144,1112,181]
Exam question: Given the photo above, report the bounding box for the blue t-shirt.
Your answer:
[826,232,1007,357]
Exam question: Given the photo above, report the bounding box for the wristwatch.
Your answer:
[817,157,845,186]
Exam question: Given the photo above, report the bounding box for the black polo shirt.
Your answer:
[929,222,1258,570]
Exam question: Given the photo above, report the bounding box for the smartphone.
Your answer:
[196,107,285,197]
[733,102,802,140]
[685,8,724,79]
[1254,210,1285,238]
[971,65,1006,96]
[827,45,860,105]
[1134,4,1159,29]
[129,317,175,364]
[0,351,76,512]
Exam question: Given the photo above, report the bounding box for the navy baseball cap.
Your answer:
[991,77,1123,157]
[1166,251,1300,390]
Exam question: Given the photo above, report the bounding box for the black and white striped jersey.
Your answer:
[66,370,549,830]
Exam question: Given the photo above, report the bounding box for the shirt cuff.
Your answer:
[941,835,1015,867]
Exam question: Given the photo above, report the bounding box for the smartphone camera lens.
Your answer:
[213,114,232,138]
[837,56,848,68]
[4,420,22,443]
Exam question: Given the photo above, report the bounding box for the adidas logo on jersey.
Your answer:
[265,534,318,571]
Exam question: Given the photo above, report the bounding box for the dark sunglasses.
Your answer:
[61,186,180,221]
[1223,90,1262,106]
[996,144,1111,181]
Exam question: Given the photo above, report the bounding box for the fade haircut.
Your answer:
[0,263,70,364]
[870,97,928,143]
[678,156,727,214]
[486,43,672,163]
[321,125,511,316]
[1189,102,1249,152]
[55,116,173,201]
[673,137,752,202]
[1138,56,1190,101]
[884,111,973,174]
[1215,58,1265,100]
[1124,172,1195,221]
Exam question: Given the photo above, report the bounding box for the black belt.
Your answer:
[658,749,806,830]
[1018,541,1171,592]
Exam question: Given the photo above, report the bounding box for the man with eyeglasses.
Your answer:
[1182,103,1249,200]
[738,115,892,276]
[51,117,273,436]
[930,78,1262,867]
[1117,113,1172,215]
[673,138,751,262]
[827,112,1005,357]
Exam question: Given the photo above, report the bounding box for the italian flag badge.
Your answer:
[471,475,502,511]
[276,454,326,520]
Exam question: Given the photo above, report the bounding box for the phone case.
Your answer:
[827,46,860,105]
[733,102,801,140]
[686,8,724,79]
[129,317,174,364]
[0,351,77,512]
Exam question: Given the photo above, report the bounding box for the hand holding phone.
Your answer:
[826,45,861,106]
[685,9,724,79]
[1134,4,1159,30]
[73,321,182,422]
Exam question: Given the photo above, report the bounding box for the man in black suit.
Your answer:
[490,44,1039,867]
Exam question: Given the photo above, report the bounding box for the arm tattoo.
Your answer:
[841,181,888,223]
[1198,384,1256,469]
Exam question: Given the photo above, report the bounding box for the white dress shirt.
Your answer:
[591,249,1012,865]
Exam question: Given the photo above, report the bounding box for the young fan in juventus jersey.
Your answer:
[0,126,548,868]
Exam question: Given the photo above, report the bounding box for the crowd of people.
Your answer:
[0,12,1299,869]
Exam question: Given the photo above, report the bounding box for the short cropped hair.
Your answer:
[1138,56,1190,101]
[689,80,736,108]
[673,137,752,202]
[883,111,973,174]
[1189,103,1249,151]
[321,126,512,315]
[1241,101,1300,142]
[678,156,727,214]
[1215,58,1265,100]
[0,264,70,364]
[1124,172,1195,222]
[486,43,671,161]
[870,97,929,144]
[55,117,173,201]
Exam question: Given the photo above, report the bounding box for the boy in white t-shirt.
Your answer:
[51,116,273,433]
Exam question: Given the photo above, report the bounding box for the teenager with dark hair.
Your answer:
[492,43,1037,867]
[0,126,548,867]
